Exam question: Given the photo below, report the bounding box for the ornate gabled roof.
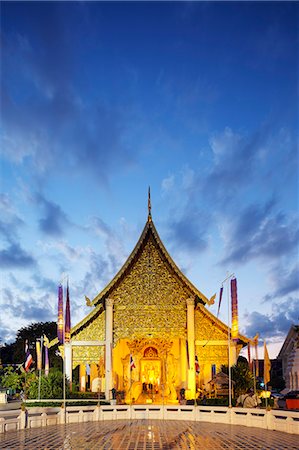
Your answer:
[89,215,210,308]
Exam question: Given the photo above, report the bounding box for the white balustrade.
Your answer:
[0,404,298,435]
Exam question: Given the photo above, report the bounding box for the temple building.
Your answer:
[54,199,248,403]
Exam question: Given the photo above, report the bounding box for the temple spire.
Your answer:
[148,186,152,221]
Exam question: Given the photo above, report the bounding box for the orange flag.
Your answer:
[264,341,271,386]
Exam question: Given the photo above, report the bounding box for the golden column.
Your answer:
[186,297,196,399]
[105,298,114,400]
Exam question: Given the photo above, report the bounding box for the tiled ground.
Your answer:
[0,419,298,449]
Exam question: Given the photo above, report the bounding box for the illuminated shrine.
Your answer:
[54,198,248,403]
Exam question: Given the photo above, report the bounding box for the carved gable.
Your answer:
[112,237,188,342]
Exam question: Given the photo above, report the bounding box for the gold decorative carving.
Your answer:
[144,347,158,358]
[72,346,104,368]
[85,296,92,307]
[196,344,228,364]
[72,311,106,342]
[127,338,173,357]
[112,239,188,341]
[194,310,228,341]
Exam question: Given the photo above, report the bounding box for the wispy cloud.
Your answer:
[0,243,36,268]
[243,297,299,341]
[221,204,299,265]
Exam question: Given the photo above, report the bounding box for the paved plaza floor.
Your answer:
[0,419,298,449]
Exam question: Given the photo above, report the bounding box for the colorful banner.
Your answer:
[44,335,49,377]
[36,340,42,371]
[264,341,271,386]
[211,364,216,378]
[130,355,136,370]
[217,286,223,317]
[65,283,71,343]
[57,284,64,343]
[86,363,91,376]
[195,355,200,375]
[247,342,252,371]
[25,340,33,372]
[231,278,239,341]
[254,336,259,377]
[186,340,190,369]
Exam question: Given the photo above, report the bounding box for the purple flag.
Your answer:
[57,284,64,343]
[65,283,71,343]
[217,286,223,317]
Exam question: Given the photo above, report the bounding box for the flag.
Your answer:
[57,284,64,343]
[36,340,42,371]
[65,282,71,343]
[231,278,239,341]
[217,286,223,317]
[186,340,190,369]
[86,363,91,376]
[247,343,253,371]
[195,355,200,375]
[44,335,49,377]
[211,364,216,378]
[130,355,136,370]
[254,335,259,377]
[264,341,271,386]
[24,340,33,372]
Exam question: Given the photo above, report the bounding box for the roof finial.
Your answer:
[148,186,152,221]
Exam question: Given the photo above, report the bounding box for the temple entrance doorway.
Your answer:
[137,346,163,403]
[140,358,161,395]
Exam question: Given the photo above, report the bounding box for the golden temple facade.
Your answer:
[59,205,248,403]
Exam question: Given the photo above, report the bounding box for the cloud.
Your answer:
[0,243,36,269]
[1,15,138,184]
[264,263,299,301]
[220,202,299,265]
[242,296,299,340]
[161,175,175,193]
[1,284,55,341]
[167,206,210,254]
[0,194,25,243]
[35,193,72,236]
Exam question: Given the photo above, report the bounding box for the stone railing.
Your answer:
[0,404,298,435]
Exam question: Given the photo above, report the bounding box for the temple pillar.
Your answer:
[64,343,72,386]
[105,298,114,400]
[80,364,86,392]
[186,297,196,399]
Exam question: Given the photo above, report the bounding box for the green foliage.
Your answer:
[0,366,24,391]
[222,360,254,397]
[27,369,70,399]
[270,375,285,391]
[1,322,61,369]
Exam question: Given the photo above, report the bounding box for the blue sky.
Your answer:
[1,1,298,359]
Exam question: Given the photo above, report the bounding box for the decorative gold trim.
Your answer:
[89,218,209,309]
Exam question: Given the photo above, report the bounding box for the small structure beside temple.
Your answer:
[51,196,248,402]
[278,324,299,392]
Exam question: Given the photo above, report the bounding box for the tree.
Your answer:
[1,322,61,369]
[27,369,70,399]
[0,366,25,391]
[222,360,254,397]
